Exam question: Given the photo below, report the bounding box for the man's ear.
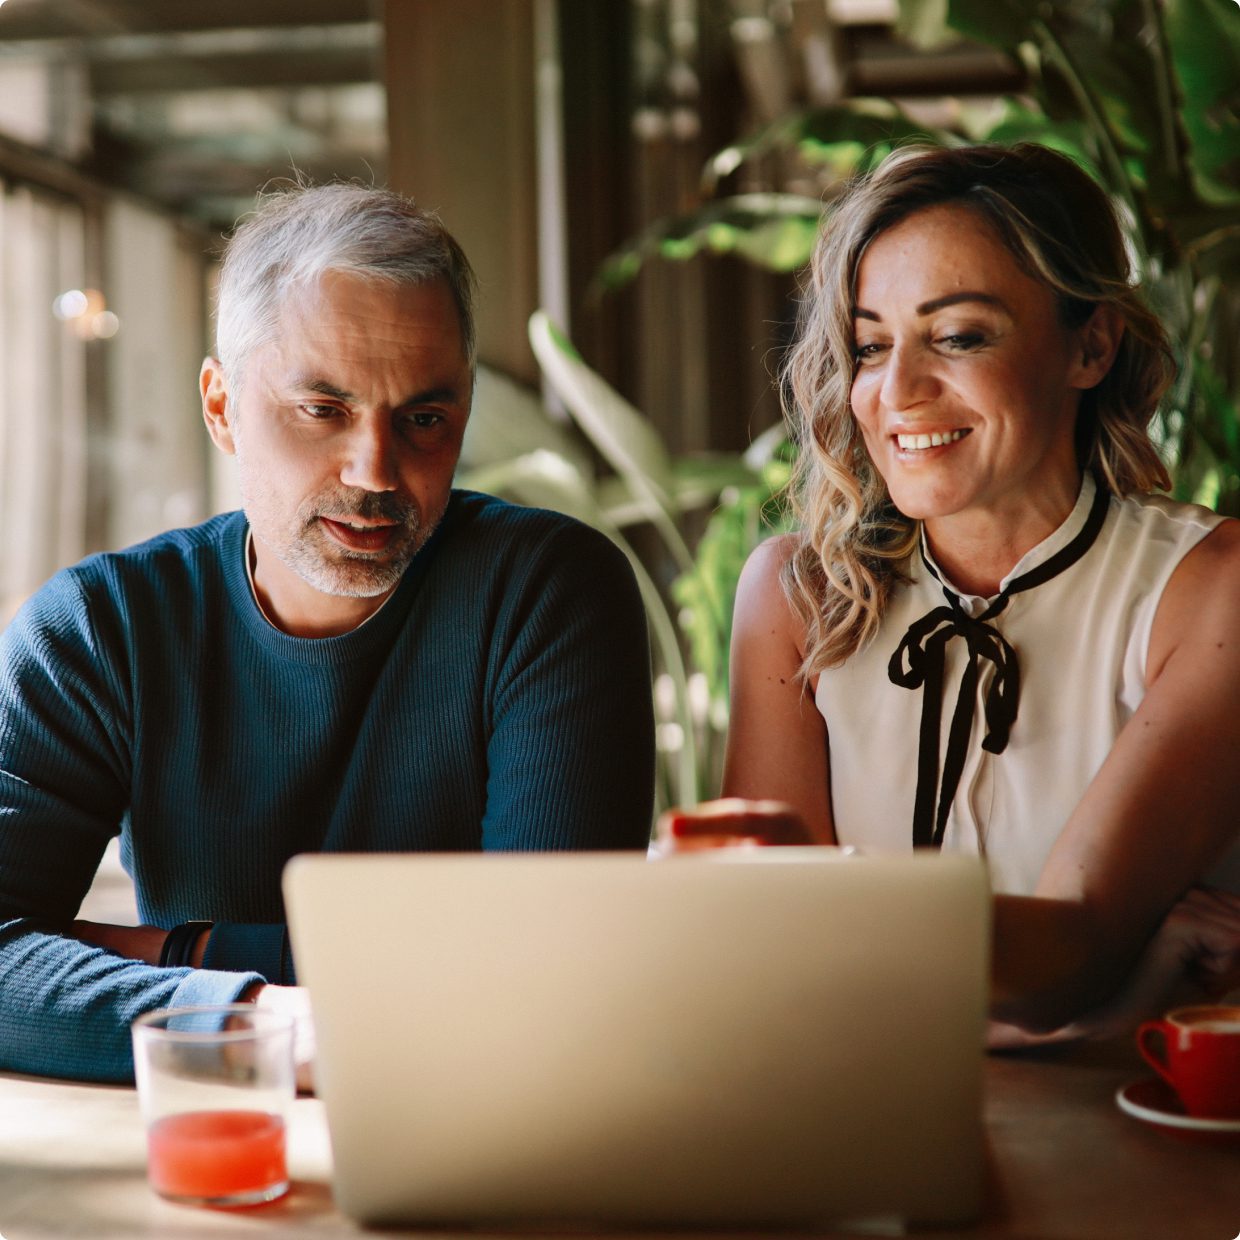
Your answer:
[1070,304,1124,392]
[200,357,236,455]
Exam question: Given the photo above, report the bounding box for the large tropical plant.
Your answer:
[603,0,1240,510]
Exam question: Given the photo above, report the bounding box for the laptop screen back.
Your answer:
[284,849,989,1229]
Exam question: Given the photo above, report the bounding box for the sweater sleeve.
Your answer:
[481,520,656,850]
[0,573,262,1081]
[201,923,292,985]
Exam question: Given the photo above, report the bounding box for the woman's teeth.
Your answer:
[896,429,968,451]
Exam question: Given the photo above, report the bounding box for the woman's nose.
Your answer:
[879,343,938,411]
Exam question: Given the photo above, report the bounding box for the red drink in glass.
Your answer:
[147,1109,288,1204]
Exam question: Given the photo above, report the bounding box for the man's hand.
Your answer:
[653,798,817,855]
[246,984,317,1094]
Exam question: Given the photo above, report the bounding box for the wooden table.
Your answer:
[0,1039,1236,1239]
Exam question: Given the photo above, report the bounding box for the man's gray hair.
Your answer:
[214,183,477,384]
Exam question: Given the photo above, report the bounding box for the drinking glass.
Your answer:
[132,1004,295,1207]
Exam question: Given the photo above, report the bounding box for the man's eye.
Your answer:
[301,403,340,418]
[403,411,444,429]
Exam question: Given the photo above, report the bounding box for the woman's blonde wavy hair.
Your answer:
[782,142,1174,677]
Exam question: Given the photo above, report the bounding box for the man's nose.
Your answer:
[879,343,939,411]
[339,417,398,492]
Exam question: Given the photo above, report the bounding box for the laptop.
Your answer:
[283,849,990,1230]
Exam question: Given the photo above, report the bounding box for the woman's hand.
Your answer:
[988,885,1240,1050]
[1174,885,1240,998]
[653,798,817,855]
[1080,885,1240,1021]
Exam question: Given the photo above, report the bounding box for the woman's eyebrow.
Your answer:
[852,292,1010,321]
[916,292,1008,315]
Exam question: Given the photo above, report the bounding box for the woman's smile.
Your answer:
[894,428,971,452]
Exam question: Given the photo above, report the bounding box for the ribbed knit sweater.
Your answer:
[0,491,655,1082]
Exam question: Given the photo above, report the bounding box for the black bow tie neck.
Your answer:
[887,482,1110,849]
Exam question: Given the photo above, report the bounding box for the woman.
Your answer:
[665,143,1240,1038]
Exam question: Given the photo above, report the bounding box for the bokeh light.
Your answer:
[52,289,121,340]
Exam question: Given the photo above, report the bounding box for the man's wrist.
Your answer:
[159,921,214,969]
[189,924,212,968]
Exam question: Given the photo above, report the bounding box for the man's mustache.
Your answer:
[309,491,418,524]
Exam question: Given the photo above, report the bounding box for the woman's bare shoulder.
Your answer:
[743,531,799,574]
[1149,515,1240,682]
[735,533,803,630]
[1158,515,1240,610]
[1191,511,1240,560]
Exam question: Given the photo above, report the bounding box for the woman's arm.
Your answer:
[719,537,835,842]
[993,520,1240,1031]
[667,521,1240,1036]
[659,537,833,852]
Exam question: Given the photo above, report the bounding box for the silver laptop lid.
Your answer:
[284,849,989,1229]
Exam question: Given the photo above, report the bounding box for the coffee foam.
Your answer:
[1171,1005,1240,1031]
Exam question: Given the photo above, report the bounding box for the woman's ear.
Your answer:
[200,357,237,454]
[1070,305,1124,391]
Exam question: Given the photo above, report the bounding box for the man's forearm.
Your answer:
[66,921,211,967]
[0,919,261,1082]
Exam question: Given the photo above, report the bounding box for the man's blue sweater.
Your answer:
[0,491,655,1081]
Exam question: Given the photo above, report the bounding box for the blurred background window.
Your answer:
[0,182,89,621]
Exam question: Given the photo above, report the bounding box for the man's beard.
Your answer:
[275,488,436,599]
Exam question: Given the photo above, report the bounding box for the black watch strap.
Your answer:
[158,921,214,969]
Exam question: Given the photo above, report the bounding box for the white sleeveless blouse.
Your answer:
[815,474,1238,895]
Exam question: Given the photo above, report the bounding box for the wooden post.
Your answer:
[383,0,539,385]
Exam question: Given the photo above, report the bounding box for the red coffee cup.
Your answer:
[1136,1004,1240,1120]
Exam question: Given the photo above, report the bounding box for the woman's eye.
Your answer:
[853,342,885,363]
[939,333,985,351]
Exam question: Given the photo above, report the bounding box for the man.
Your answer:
[0,185,655,1082]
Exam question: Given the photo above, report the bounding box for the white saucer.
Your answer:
[1116,1077,1240,1136]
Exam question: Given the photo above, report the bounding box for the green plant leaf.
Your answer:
[596,194,823,290]
[1054,31,1152,155]
[703,100,959,193]
[1178,214,1240,262]
[672,479,794,712]
[897,0,1038,52]
[978,99,1102,173]
[1164,0,1240,205]
[895,0,952,48]
[1194,354,1240,462]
